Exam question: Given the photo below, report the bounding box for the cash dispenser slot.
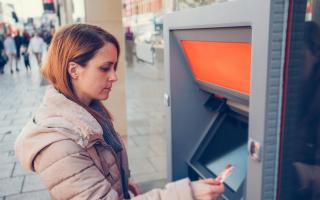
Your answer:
[188,102,248,200]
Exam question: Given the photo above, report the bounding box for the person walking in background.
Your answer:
[4,33,18,73]
[28,32,45,67]
[125,26,134,66]
[15,24,224,200]
[20,30,31,70]
[43,30,53,46]
[21,44,30,71]
[22,30,30,47]
[0,39,7,74]
[14,30,23,70]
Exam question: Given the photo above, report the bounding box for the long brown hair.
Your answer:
[41,24,120,122]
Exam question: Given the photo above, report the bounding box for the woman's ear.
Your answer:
[68,62,79,79]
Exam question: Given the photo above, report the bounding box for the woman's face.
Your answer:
[70,42,118,105]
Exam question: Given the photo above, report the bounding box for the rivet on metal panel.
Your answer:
[164,93,170,107]
[248,138,262,162]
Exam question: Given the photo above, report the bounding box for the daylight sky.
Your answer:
[1,0,43,19]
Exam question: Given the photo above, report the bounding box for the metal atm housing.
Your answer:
[164,0,289,199]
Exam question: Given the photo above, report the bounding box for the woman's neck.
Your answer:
[74,89,92,106]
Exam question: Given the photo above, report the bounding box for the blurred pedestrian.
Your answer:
[43,30,53,46]
[21,45,30,70]
[0,39,7,74]
[125,26,134,66]
[22,30,30,47]
[28,32,45,67]
[4,33,18,73]
[14,31,23,68]
[15,24,225,200]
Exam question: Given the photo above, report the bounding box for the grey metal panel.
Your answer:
[167,29,216,181]
[245,1,272,199]
[165,1,253,30]
[165,22,217,181]
[261,0,289,200]
[197,80,249,106]
[173,27,251,42]
[164,15,172,181]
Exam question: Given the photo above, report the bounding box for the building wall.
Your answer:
[57,0,74,25]
[122,0,163,17]
[84,0,128,140]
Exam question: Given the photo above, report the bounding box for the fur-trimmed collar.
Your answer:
[34,86,105,147]
[15,86,107,171]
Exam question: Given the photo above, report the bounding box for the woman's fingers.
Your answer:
[199,178,222,185]
[201,181,224,195]
[128,179,141,196]
[192,180,225,200]
[210,184,225,195]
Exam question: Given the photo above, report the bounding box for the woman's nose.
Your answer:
[109,70,118,82]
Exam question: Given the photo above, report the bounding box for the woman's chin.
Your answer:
[100,94,110,101]
[96,91,111,101]
[93,94,108,101]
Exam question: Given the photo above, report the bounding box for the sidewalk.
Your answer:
[0,55,167,199]
[0,60,50,199]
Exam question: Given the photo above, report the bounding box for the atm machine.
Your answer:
[164,0,293,199]
[180,28,251,200]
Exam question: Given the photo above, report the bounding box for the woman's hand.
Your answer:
[191,178,225,200]
[129,179,141,196]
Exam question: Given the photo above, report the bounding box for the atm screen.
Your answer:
[181,40,251,95]
[198,114,248,192]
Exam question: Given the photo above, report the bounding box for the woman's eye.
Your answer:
[100,67,111,72]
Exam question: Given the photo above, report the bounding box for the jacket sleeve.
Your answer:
[132,178,194,200]
[33,139,119,200]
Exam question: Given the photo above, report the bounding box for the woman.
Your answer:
[15,24,224,200]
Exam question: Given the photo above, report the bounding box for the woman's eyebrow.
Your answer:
[100,61,115,66]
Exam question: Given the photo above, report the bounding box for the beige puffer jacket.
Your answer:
[15,86,194,200]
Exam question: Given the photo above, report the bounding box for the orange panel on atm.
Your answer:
[181,41,251,95]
